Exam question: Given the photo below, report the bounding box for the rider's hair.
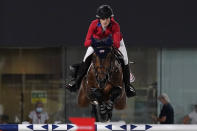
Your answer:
[159,93,170,103]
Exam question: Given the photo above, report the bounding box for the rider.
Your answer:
[67,5,136,97]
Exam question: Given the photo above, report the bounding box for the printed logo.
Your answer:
[69,117,95,131]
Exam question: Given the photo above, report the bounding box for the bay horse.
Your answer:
[77,44,126,122]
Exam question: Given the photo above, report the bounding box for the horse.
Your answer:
[76,44,126,122]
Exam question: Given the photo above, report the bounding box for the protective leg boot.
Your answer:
[123,64,136,97]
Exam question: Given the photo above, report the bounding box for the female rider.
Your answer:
[67,5,136,98]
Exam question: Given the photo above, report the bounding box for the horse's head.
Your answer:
[92,45,115,88]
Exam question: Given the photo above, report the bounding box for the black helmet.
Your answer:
[96,5,114,19]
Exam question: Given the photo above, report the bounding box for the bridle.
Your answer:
[92,47,115,89]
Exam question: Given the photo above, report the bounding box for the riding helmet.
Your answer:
[96,5,114,19]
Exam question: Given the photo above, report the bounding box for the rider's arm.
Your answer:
[152,114,166,123]
[112,22,121,49]
[84,21,96,47]
[157,116,167,123]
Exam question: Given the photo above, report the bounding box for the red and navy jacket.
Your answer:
[84,18,123,49]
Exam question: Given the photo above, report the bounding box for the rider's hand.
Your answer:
[151,114,158,122]
[91,36,101,47]
[102,35,113,46]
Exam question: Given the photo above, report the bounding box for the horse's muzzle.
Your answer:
[99,81,106,89]
[98,76,108,88]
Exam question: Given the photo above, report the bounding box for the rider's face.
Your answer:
[159,98,165,105]
[100,18,111,28]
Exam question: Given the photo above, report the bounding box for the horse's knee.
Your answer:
[114,93,126,110]
[115,103,126,110]
[110,86,122,101]
[89,88,102,102]
[78,86,89,107]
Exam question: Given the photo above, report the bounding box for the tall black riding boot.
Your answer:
[123,64,136,97]
[66,56,92,92]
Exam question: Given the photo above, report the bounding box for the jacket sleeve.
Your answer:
[112,23,121,48]
[84,22,95,47]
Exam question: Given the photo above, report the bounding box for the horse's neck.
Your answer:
[86,63,99,87]
[87,63,97,77]
[114,59,122,68]
[87,63,93,73]
[110,52,121,69]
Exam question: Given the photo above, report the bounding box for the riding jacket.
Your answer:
[84,18,123,49]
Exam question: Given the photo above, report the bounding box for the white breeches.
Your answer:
[83,39,129,65]
[118,39,129,65]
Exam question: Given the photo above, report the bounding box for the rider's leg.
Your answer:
[67,46,94,92]
[83,46,94,62]
[118,38,136,97]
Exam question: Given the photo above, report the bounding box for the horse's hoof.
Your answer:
[106,119,111,122]
[107,112,112,121]
[100,114,108,122]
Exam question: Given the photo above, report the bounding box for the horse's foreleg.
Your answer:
[110,86,122,101]
[111,72,126,110]
[105,85,126,110]
[91,104,99,122]
[103,83,113,100]
[114,88,126,110]
[105,86,122,112]
[77,80,90,107]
